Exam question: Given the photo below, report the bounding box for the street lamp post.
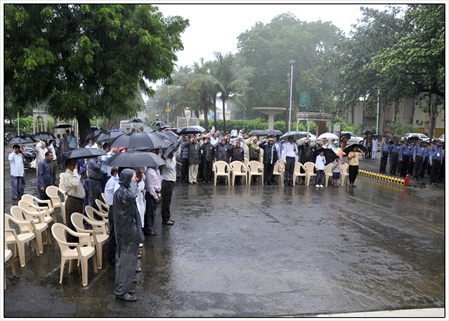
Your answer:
[288,60,295,132]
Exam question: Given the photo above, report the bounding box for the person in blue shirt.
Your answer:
[379,137,389,173]
[388,140,400,175]
[420,141,431,178]
[412,140,426,180]
[429,140,443,185]
[398,140,411,177]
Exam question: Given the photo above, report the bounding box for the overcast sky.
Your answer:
[156,3,392,68]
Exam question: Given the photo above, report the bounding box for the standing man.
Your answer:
[180,135,190,183]
[259,137,278,185]
[47,139,58,185]
[60,159,85,242]
[87,156,103,209]
[388,140,400,175]
[104,167,119,265]
[413,140,425,181]
[347,145,364,188]
[113,169,144,302]
[283,136,297,186]
[143,165,161,236]
[37,151,54,201]
[35,140,48,177]
[429,140,443,186]
[161,150,177,225]
[9,144,25,201]
[187,136,201,184]
[231,141,245,162]
[379,137,389,173]
[68,130,78,150]
[200,136,215,184]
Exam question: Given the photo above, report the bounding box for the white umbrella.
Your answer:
[317,133,339,141]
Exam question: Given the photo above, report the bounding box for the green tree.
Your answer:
[236,13,344,121]
[370,4,444,138]
[334,6,411,123]
[5,4,188,141]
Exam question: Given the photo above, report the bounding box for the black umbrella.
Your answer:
[53,124,72,129]
[7,135,36,145]
[105,151,165,168]
[343,144,366,156]
[248,129,266,136]
[313,148,337,164]
[154,130,179,144]
[109,131,169,151]
[176,126,206,135]
[262,129,283,136]
[95,131,125,143]
[340,133,351,141]
[60,147,105,164]
[84,128,107,144]
[362,129,375,135]
[163,142,180,159]
[32,132,55,141]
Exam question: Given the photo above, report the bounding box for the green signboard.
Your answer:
[300,92,311,107]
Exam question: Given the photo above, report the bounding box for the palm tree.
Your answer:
[210,52,253,133]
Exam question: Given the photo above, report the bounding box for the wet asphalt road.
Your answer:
[2,150,445,318]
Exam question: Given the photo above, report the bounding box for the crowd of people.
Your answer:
[379,136,445,185]
[7,127,445,301]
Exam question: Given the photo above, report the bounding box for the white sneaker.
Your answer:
[316,184,320,187]
[320,185,324,187]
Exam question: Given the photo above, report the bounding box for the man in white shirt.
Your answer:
[283,136,298,186]
[60,158,86,241]
[144,165,161,235]
[8,144,25,200]
[161,150,176,225]
[104,167,119,265]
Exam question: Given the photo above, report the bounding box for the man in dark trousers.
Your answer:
[113,168,144,302]
[259,137,278,185]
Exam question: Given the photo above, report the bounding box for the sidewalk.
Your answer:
[318,307,444,317]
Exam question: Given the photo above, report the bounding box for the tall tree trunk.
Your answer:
[428,93,436,140]
[201,93,209,131]
[77,114,91,146]
[213,95,217,131]
[222,96,227,133]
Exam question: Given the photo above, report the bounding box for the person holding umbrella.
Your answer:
[347,145,365,187]
[59,158,86,241]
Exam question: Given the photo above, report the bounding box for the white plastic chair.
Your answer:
[5,214,40,267]
[247,160,264,185]
[10,205,51,254]
[230,161,248,185]
[4,242,17,289]
[46,186,68,224]
[95,198,109,215]
[272,162,285,186]
[213,161,231,186]
[52,223,98,287]
[18,199,54,226]
[340,163,349,186]
[292,162,306,186]
[304,162,317,187]
[85,205,110,234]
[71,212,109,270]
[324,163,334,187]
[21,194,57,223]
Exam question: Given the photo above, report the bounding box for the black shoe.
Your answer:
[128,289,136,294]
[145,231,157,236]
[288,182,293,186]
[116,293,137,302]
[267,181,272,185]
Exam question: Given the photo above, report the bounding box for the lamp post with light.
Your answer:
[288,59,295,132]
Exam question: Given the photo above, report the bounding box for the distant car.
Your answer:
[439,134,444,143]
[341,131,364,146]
[401,133,430,142]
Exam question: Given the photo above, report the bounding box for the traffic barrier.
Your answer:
[358,169,405,186]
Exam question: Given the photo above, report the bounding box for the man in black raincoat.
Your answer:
[113,168,144,302]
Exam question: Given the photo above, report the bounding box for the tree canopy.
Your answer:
[5,4,188,140]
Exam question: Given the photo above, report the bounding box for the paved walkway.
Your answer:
[318,307,444,317]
